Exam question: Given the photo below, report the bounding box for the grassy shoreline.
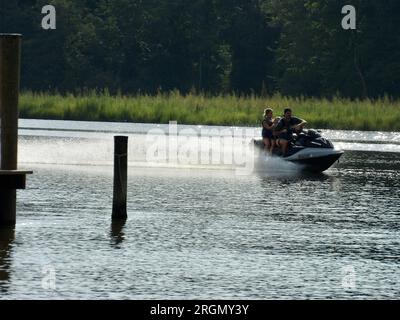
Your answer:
[19,91,400,131]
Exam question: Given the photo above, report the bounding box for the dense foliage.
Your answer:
[1,0,399,98]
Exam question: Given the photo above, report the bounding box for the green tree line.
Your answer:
[1,0,399,98]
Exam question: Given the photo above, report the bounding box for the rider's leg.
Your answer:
[263,138,271,153]
[280,139,289,156]
[270,139,276,154]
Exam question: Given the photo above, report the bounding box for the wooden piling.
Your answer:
[0,226,15,289]
[0,34,22,226]
[111,220,126,246]
[112,136,128,220]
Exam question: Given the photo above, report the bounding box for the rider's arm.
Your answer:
[274,128,287,135]
[291,119,307,129]
[263,121,275,130]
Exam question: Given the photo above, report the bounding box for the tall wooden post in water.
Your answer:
[0,34,21,170]
[0,34,31,226]
[0,34,21,226]
[112,136,128,220]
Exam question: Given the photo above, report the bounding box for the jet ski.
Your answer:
[253,129,344,173]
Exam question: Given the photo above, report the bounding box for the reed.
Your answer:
[19,90,400,131]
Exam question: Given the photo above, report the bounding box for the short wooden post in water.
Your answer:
[0,34,22,226]
[112,136,128,220]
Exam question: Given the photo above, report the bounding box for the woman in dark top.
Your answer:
[262,108,279,154]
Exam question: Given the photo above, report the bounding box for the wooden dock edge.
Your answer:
[0,170,33,190]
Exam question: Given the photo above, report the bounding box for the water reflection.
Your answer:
[0,227,15,293]
[110,220,127,248]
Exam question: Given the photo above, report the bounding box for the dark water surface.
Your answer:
[0,120,399,299]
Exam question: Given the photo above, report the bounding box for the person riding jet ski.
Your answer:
[254,108,343,172]
[274,108,307,156]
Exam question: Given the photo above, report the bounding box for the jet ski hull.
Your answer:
[284,149,344,172]
[253,130,344,173]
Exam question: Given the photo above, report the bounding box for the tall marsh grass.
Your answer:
[19,90,400,131]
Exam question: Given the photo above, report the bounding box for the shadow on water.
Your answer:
[110,219,127,248]
[0,227,15,293]
[257,170,330,183]
[256,171,342,199]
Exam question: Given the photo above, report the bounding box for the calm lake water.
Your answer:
[0,119,399,299]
